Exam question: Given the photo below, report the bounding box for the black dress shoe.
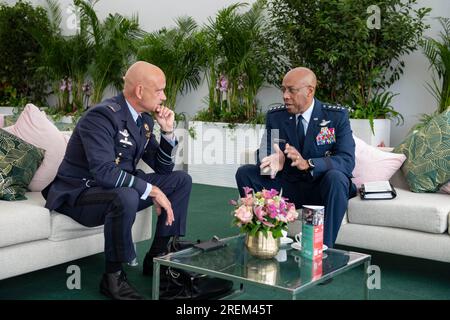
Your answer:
[143,251,168,276]
[99,270,144,300]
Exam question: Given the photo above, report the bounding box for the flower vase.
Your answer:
[245,231,280,259]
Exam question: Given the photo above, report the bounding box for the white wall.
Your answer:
[12,0,450,145]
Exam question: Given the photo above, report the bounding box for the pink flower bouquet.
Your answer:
[230,187,299,239]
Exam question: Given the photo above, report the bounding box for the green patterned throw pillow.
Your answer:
[0,129,45,200]
[394,110,450,193]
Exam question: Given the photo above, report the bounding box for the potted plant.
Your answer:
[74,0,145,104]
[137,16,205,170]
[422,17,450,115]
[0,1,52,110]
[230,187,298,259]
[137,16,204,111]
[267,0,431,146]
[349,91,403,147]
[409,17,450,134]
[31,0,143,130]
[188,1,273,186]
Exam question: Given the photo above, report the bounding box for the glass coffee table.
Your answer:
[152,234,371,300]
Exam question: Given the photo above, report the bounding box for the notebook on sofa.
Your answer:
[359,181,397,200]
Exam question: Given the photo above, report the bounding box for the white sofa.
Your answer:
[241,150,450,263]
[0,173,152,281]
[0,114,155,281]
[336,169,450,263]
[0,103,174,280]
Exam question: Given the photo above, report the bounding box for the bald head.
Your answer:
[123,61,164,95]
[284,67,317,89]
[282,67,317,114]
[123,61,166,113]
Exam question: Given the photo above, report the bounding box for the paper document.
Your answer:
[363,181,392,193]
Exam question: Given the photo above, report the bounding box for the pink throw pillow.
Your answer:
[3,104,68,191]
[440,182,450,194]
[352,135,406,189]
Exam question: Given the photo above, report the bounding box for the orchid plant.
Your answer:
[230,187,298,239]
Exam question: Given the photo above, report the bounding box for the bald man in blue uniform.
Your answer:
[42,62,192,300]
[236,67,357,249]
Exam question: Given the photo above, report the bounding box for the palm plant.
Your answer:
[32,0,92,113]
[198,0,271,123]
[422,17,450,113]
[136,16,204,109]
[74,0,145,104]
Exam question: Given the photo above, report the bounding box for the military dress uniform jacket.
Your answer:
[43,93,177,211]
[257,99,355,182]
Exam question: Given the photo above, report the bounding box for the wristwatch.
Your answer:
[307,159,315,171]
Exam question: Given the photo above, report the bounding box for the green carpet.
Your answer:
[0,184,449,300]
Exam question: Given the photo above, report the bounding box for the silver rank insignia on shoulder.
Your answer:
[107,104,121,112]
[269,104,286,112]
[324,104,346,111]
[319,120,331,126]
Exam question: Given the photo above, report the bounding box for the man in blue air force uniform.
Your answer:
[42,62,192,300]
[236,67,357,249]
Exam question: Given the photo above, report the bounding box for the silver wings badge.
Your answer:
[119,129,129,138]
[319,120,331,126]
[119,129,133,146]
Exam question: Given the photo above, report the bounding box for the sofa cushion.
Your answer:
[352,135,406,189]
[3,104,68,191]
[0,192,51,247]
[0,129,45,200]
[394,110,450,193]
[348,188,450,234]
[49,211,104,241]
[49,206,153,241]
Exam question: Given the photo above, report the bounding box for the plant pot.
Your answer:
[187,121,265,187]
[350,118,391,147]
[0,107,14,115]
[60,115,74,124]
[245,231,280,259]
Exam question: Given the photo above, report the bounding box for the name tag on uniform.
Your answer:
[316,127,336,145]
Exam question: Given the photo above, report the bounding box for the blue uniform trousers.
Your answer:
[56,171,192,264]
[235,165,355,248]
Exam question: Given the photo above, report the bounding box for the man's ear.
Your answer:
[135,85,144,100]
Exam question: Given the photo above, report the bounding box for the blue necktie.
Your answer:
[136,116,143,128]
[297,115,305,151]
